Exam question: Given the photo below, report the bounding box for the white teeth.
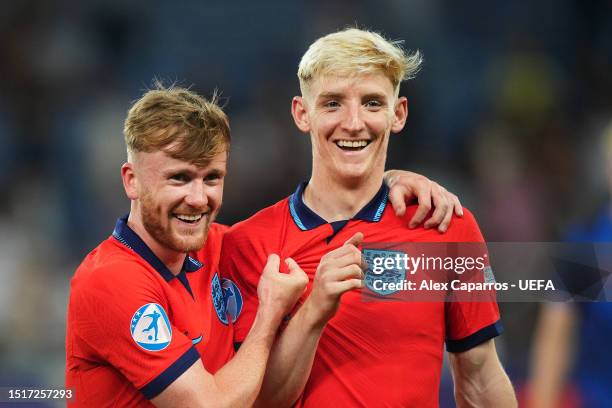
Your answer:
[336,140,368,148]
[176,214,203,222]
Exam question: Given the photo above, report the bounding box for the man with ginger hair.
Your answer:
[66,86,310,407]
[65,83,465,407]
[221,28,517,407]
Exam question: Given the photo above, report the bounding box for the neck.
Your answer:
[304,169,384,222]
[127,209,185,276]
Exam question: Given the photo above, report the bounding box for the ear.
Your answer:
[291,96,311,133]
[121,162,138,200]
[391,96,408,134]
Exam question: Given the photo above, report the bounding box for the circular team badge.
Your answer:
[221,278,243,323]
[212,273,244,325]
[211,273,228,324]
[130,303,172,351]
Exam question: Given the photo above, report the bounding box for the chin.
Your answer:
[172,235,207,253]
[335,166,370,182]
[166,225,210,253]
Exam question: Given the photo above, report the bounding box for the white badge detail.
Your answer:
[130,303,172,351]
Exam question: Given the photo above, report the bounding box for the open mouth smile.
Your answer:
[173,213,206,224]
[334,140,371,151]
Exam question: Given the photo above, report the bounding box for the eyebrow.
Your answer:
[316,91,389,102]
[161,167,197,177]
[362,92,388,101]
[316,92,344,101]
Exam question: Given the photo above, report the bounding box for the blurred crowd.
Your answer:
[0,0,611,406]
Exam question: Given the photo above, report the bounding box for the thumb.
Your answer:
[344,232,364,248]
[285,258,309,295]
[285,258,307,277]
[263,254,280,275]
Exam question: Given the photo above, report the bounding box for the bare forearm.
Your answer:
[450,340,516,408]
[214,308,281,407]
[527,305,576,408]
[254,302,324,408]
[455,368,516,408]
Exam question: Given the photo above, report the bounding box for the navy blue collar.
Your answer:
[112,215,203,282]
[289,181,389,231]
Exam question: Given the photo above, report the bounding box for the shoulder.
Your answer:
[224,197,289,244]
[399,205,484,242]
[71,237,160,300]
[447,207,482,234]
[203,222,229,250]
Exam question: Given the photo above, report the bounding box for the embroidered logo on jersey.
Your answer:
[363,249,407,295]
[130,303,172,351]
[211,273,228,325]
[221,278,243,323]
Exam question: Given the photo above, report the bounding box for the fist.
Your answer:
[305,232,366,327]
[257,254,309,319]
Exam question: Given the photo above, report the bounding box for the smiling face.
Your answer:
[122,148,227,256]
[292,73,408,185]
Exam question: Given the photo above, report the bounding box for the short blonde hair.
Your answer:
[298,28,422,95]
[124,83,230,167]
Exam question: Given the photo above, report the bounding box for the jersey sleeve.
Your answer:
[70,262,200,399]
[219,228,266,343]
[444,209,504,353]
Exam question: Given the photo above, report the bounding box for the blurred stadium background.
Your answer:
[0,0,611,406]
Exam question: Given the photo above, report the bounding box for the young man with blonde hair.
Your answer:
[221,28,517,407]
[65,83,463,407]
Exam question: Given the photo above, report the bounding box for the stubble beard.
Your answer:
[140,191,211,253]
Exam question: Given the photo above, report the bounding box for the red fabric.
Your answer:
[220,199,500,408]
[66,223,233,407]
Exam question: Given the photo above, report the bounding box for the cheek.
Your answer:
[210,185,224,209]
[312,115,337,139]
[367,114,392,134]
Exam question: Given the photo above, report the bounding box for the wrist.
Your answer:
[244,306,282,347]
[299,298,328,332]
[256,302,285,330]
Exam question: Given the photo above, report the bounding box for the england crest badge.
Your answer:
[363,249,407,296]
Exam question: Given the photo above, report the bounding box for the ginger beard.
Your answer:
[139,185,214,253]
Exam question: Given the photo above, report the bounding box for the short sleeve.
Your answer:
[444,209,504,353]
[70,263,199,399]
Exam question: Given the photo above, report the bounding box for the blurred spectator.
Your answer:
[527,121,612,408]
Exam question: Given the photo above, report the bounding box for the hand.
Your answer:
[384,170,463,232]
[303,232,366,328]
[257,254,309,320]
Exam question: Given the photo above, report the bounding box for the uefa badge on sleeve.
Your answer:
[130,303,172,351]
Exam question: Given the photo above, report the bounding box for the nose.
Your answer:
[184,180,208,209]
[340,103,365,133]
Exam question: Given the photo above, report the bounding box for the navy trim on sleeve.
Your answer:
[445,320,504,353]
[140,346,200,399]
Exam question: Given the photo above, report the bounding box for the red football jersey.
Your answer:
[66,216,234,407]
[220,182,502,407]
